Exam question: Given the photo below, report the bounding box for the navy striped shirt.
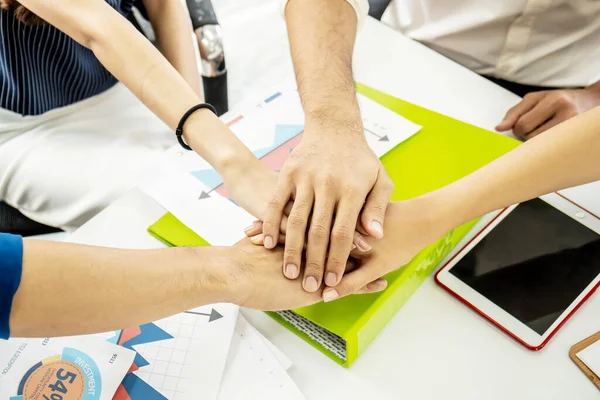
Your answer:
[0,0,136,116]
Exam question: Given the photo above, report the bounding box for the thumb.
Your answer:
[322,260,382,302]
[360,171,394,240]
[496,93,542,132]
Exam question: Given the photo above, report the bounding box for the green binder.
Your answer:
[147,84,520,367]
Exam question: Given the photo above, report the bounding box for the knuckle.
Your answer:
[332,225,352,241]
[514,120,531,134]
[343,182,361,196]
[293,198,311,212]
[306,261,324,275]
[369,202,387,215]
[284,246,300,260]
[282,159,300,173]
[261,220,276,231]
[288,212,307,228]
[327,257,345,270]
[319,173,337,189]
[523,92,536,100]
[267,196,283,208]
[310,224,329,240]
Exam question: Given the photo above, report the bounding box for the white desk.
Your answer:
[70,5,600,399]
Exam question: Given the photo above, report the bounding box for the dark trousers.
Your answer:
[482,76,559,98]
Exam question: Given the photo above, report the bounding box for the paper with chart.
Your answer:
[0,336,134,400]
[140,83,421,245]
[218,314,303,399]
[90,304,238,400]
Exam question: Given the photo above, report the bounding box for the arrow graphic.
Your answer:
[364,127,389,142]
[184,308,223,322]
[198,191,210,200]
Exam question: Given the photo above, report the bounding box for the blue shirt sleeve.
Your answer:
[0,233,23,340]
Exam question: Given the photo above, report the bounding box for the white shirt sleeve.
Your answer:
[280,0,369,29]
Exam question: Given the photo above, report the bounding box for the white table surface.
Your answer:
[69,3,600,399]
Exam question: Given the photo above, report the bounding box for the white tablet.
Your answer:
[435,193,600,350]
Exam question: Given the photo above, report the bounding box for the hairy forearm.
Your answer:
[10,241,233,337]
[285,0,362,132]
[144,0,203,96]
[427,106,600,231]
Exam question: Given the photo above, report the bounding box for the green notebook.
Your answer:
[147,84,520,367]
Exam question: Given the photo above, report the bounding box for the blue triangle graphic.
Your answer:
[106,332,119,345]
[253,146,272,159]
[121,373,167,400]
[252,125,303,160]
[191,169,223,190]
[274,125,304,144]
[122,323,174,349]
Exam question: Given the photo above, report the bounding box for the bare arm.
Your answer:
[143,0,203,96]
[10,239,324,338]
[11,242,231,337]
[18,0,287,221]
[432,105,600,230]
[19,0,250,172]
[285,0,361,121]
[262,0,394,295]
[327,106,600,299]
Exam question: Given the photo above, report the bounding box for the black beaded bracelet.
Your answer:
[175,103,218,150]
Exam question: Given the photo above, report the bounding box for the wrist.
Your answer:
[188,246,241,305]
[182,110,257,172]
[413,188,470,238]
[304,104,364,138]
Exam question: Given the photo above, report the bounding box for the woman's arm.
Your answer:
[324,105,600,300]
[19,0,250,174]
[10,238,326,338]
[143,0,203,96]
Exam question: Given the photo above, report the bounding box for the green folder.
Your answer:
[147,84,520,367]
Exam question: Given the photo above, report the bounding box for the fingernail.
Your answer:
[244,222,258,235]
[304,276,318,292]
[371,279,388,291]
[325,272,337,286]
[264,235,274,249]
[285,264,298,279]
[356,236,372,252]
[250,233,263,244]
[323,289,339,302]
[370,220,384,238]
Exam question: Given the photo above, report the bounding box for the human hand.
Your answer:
[496,84,600,140]
[320,199,449,302]
[261,127,394,294]
[226,238,385,311]
[220,158,292,232]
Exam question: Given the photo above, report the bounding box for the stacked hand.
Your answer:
[244,200,447,301]
[219,119,397,303]
[229,237,387,310]
[321,201,445,301]
[259,129,394,293]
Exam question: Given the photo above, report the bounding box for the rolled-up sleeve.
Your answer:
[281,0,369,29]
[0,233,23,340]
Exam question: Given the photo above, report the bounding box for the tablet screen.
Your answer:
[449,198,600,335]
